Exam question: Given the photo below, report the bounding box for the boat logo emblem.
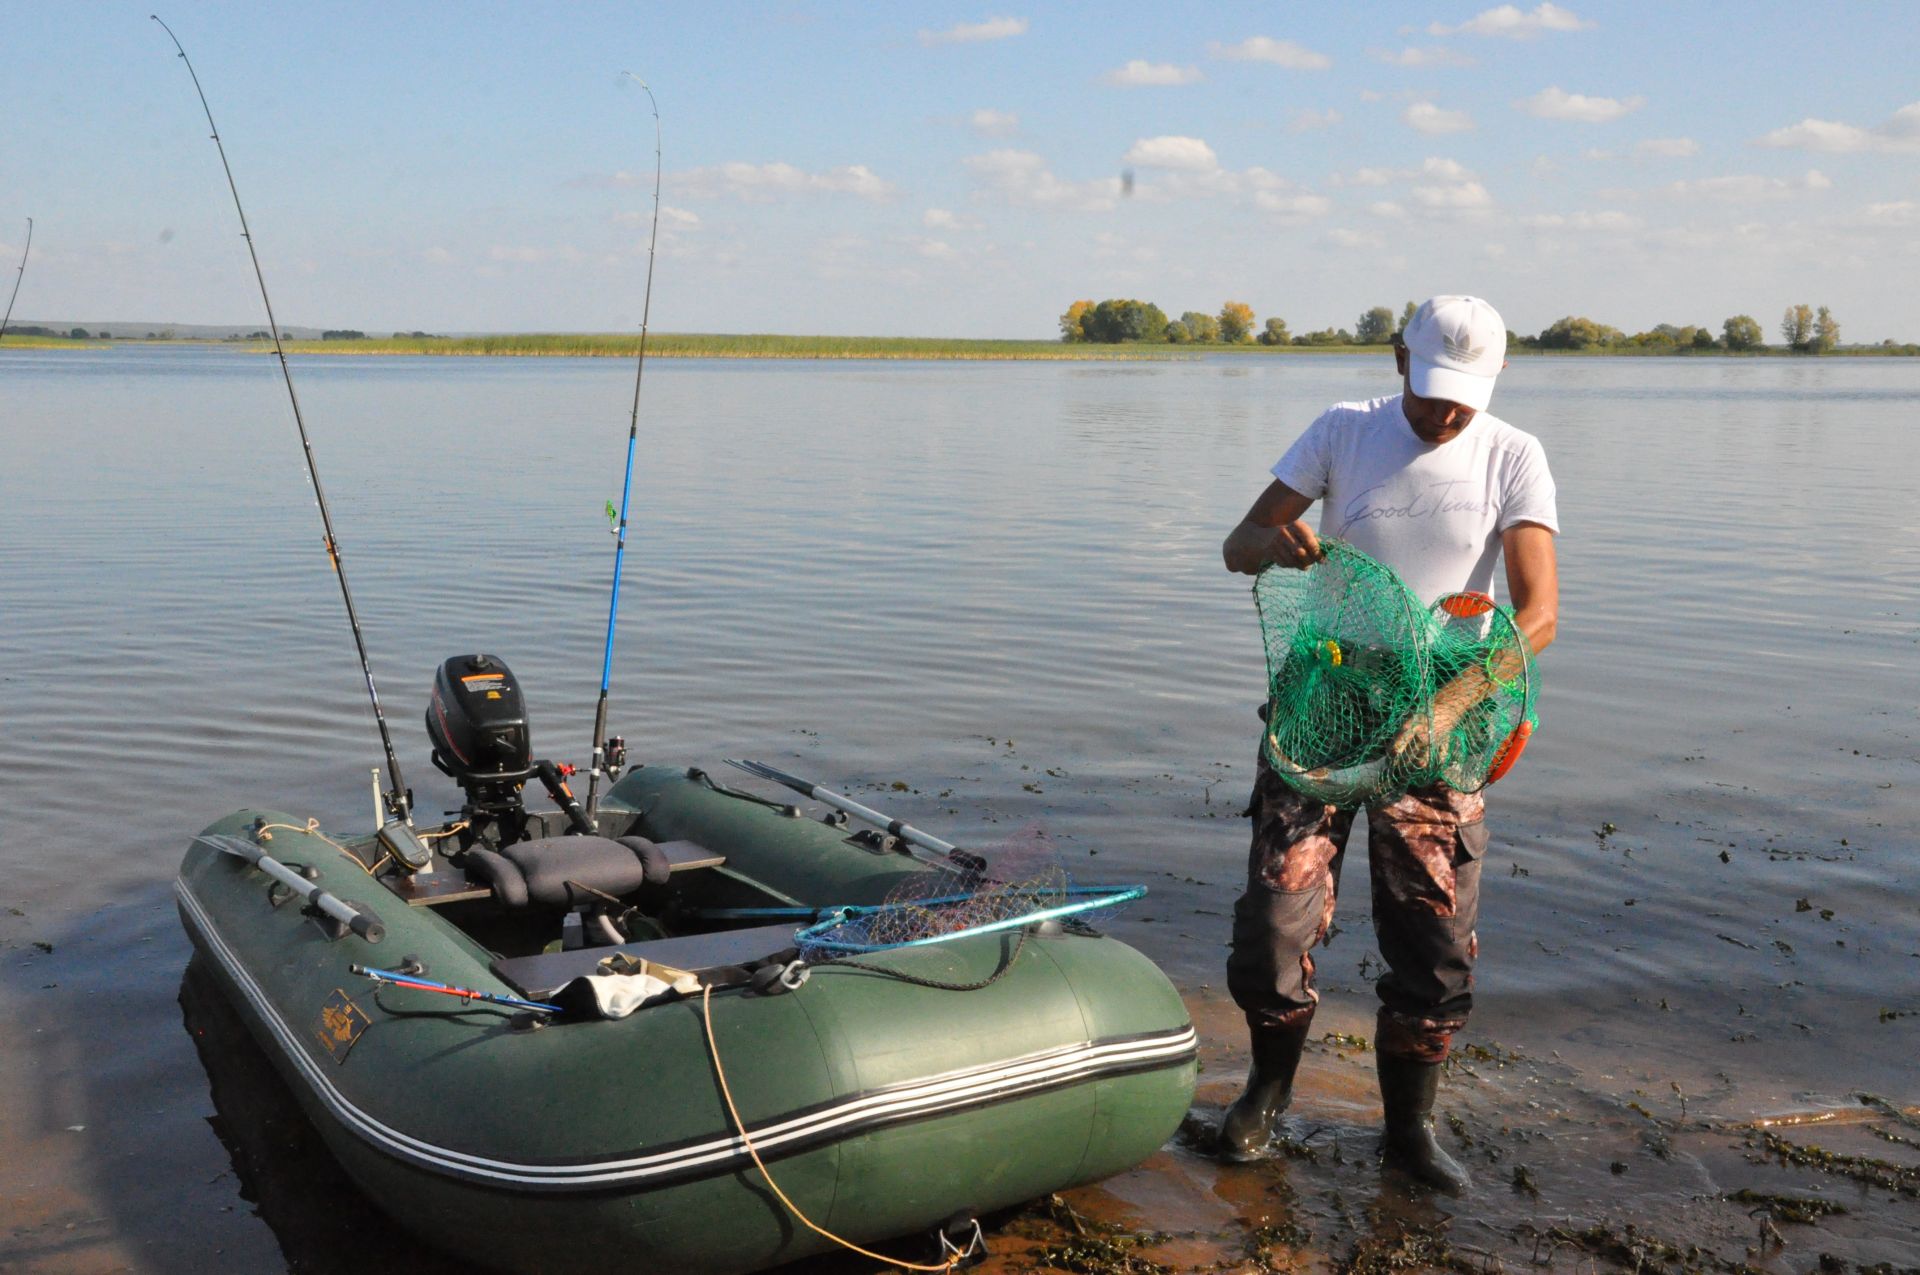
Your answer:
[316,988,371,1063]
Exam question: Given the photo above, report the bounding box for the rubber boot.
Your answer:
[1218,1019,1312,1163]
[1377,1053,1471,1193]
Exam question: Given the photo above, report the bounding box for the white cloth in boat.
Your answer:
[560,953,703,1020]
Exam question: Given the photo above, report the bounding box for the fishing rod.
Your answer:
[350,965,561,1015]
[0,217,31,340]
[583,71,663,832]
[154,17,427,868]
[725,758,971,874]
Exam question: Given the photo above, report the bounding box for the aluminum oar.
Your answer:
[725,759,968,872]
[194,833,384,943]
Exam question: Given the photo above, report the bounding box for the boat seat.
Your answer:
[464,835,672,910]
[492,923,799,999]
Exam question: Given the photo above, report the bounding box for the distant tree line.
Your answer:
[1059,299,1424,348]
[1521,304,1848,353]
[1061,298,1412,347]
[1061,298,1875,354]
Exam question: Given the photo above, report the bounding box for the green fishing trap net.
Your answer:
[1253,539,1538,808]
[793,827,1143,960]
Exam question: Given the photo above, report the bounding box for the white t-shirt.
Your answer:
[1270,394,1559,606]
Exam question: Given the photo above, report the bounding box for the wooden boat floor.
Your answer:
[492,923,798,999]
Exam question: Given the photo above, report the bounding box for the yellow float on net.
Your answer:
[1320,639,1343,667]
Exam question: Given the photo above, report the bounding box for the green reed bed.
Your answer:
[276,332,1192,360]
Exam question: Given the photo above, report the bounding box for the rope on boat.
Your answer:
[700,983,962,1273]
[252,818,388,878]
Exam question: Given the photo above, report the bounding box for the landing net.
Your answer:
[794,826,1142,959]
[1254,539,1537,808]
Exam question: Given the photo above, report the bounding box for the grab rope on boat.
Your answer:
[251,818,390,878]
[701,983,968,1273]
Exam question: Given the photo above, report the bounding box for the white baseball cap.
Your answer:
[1401,295,1506,412]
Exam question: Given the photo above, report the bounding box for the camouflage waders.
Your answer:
[1226,749,1489,1063]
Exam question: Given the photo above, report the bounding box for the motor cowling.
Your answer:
[427,654,533,783]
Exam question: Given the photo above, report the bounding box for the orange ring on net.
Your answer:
[1437,590,1495,618]
[1485,719,1534,785]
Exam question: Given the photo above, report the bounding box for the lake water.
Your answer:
[3,345,1917,1271]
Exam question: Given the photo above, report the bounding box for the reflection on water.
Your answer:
[2,346,1917,1271]
[177,957,465,1274]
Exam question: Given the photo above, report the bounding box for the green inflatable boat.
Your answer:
[176,657,1197,1275]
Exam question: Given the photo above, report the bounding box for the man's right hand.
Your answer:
[1261,520,1324,571]
[1223,480,1322,575]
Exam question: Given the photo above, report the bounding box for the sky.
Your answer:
[4,2,1918,341]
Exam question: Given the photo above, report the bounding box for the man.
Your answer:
[1217,296,1559,1191]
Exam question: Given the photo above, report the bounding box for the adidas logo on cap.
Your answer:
[1403,295,1506,411]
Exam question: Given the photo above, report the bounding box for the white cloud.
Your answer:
[1864,200,1917,226]
[675,161,896,202]
[1208,36,1331,69]
[490,245,550,263]
[1335,157,1475,187]
[1758,103,1920,154]
[1518,87,1645,123]
[1420,157,1476,181]
[613,205,701,227]
[1634,137,1698,158]
[1759,119,1872,153]
[1325,228,1381,248]
[1125,162,1312,206]
[1336,156,1491,211]
[916,239,957,260]
[1288,108,1342,132]
[1334,166,1397,188]
[965,149,1120,212]
[422,246,454,264]
[1371,46,1476,67]
[1412,180,1493,209]
[919,16,1028,46]
[922,208,983,231]
[970,108,1019,137]
[1888,102,1920,141]
[1661,169,1833,201]
[1102,60,1203,87]
[1522,210,1643,231]
[1404,101,1474,134]
[1255,191,1333,219]
[1428,3,1594,38]
[1123,135,1220,171]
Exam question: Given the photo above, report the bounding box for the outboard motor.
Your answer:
[427,654,590,846]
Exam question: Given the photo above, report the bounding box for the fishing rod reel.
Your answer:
[426,654,592,851]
